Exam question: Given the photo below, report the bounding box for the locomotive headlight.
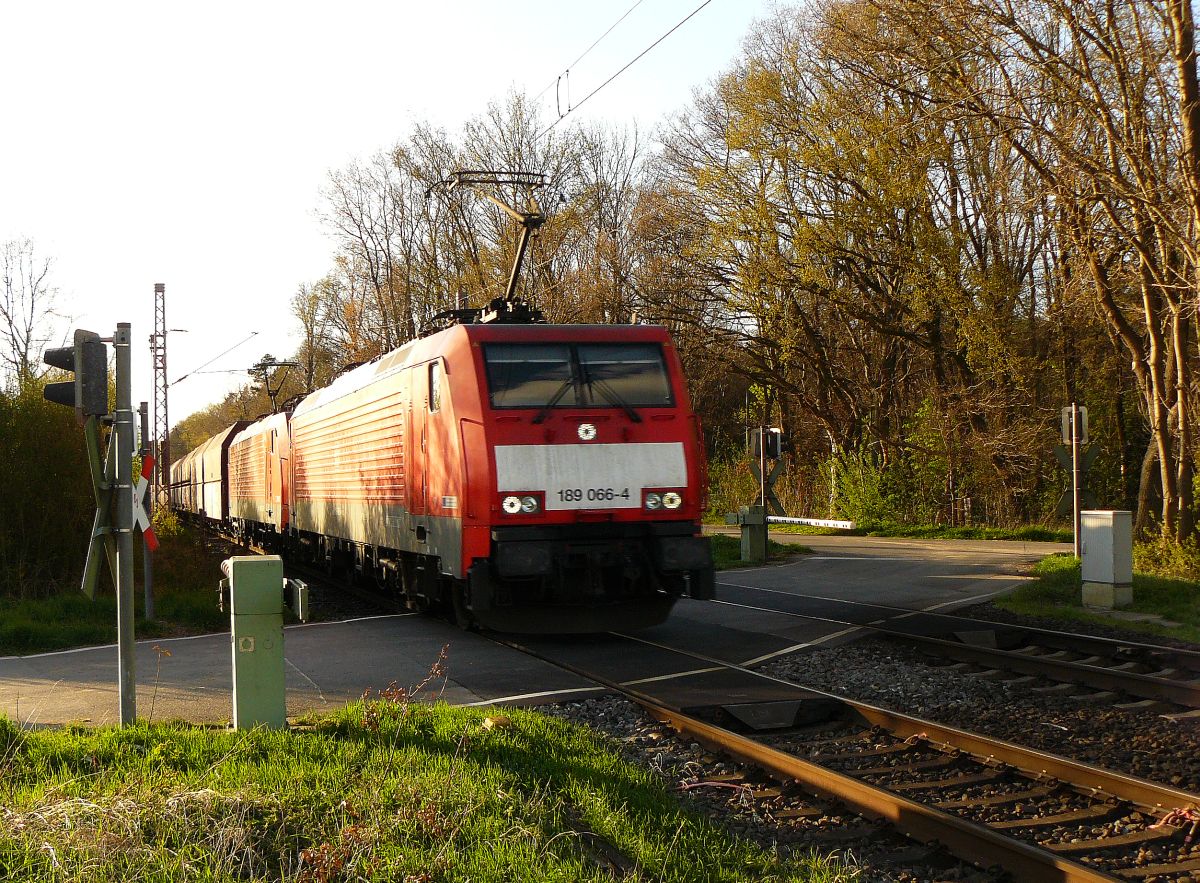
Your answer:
[644,492,662,510]
[502,495,522,514]
[662,492,682,509]
[520,495,540,514]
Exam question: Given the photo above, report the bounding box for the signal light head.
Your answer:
[42,329,108,423]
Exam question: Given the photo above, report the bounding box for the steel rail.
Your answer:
[882,630,1200,707]
[839,700,1198,812]
[496,638,1132,878]
[708,584,1200,704]
[708,560,1200,669]
[607,630,1200,813]
[641,699,1120,883]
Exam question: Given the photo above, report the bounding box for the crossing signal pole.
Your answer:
[43,322,142,726]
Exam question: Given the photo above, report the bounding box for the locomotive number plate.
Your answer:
[495,442,687,511]
[556,487,631,504]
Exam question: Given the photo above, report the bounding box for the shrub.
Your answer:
[0,385,94,599]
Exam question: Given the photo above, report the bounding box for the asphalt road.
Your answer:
[0,534,1066,727]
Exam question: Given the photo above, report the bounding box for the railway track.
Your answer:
[503,633,1200,882]
[713,585,1200,713]
[880,627,1200,714]
[233,531,1200,875]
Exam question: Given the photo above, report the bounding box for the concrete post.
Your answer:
[739,505,767,565]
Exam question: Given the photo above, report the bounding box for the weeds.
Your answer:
[147,644,173,723]
[708,534,807,569]
[1,693,856,881]
[360,643,449,732]
[0,526,230,655]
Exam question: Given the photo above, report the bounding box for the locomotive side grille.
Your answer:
[229,434,267,501]
[293,388,406,503]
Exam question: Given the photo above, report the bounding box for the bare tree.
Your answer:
[0,238,61,391]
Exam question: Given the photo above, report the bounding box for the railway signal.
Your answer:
[748,426,786,516]
[1056,402,1095,558]
[41,323,138,726]
[43,328,108,423]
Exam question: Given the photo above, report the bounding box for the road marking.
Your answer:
[463,685,604,706]
[717,579,1029,621]
[287,613,417,629]
[805,556,915,561]
[0,613,415,661]
[285,658,329,705]
[463,663,728,705]
[924,588,1019,610]
[739,628,862,666]
[927,573,1035,580]
[622,666,725,685]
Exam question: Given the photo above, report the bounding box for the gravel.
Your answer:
[546,694,1002,882]
[547,616,1200,882]
[761,633,1200,793]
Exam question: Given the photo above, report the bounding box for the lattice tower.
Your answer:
[151,283,170,508]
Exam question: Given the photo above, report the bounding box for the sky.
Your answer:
[0,0,778,429]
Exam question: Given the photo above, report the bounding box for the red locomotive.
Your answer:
[171,170,713,632]
[170,319,714,632]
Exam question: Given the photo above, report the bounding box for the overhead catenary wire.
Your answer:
[537,0,717,140]
[532,0,649,107]
[171,331,259,385]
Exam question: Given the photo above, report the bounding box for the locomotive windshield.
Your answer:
[484,342,674,409]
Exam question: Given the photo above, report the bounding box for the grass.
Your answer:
[994,554,1200,643]
[0,698,856,882]
[708,534,810,569]
[0,530,232,656]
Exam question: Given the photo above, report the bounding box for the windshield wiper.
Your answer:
[532,378,575,424]
[589,377,643,423]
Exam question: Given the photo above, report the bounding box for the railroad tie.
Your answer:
[1043,824,1180,854]
[988,803,1124,830]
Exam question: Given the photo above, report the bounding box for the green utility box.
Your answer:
[219,555,308,730]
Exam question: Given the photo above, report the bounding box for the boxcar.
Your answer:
[169,422,248,524]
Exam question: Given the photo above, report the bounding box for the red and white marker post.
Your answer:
[134,454,159,552]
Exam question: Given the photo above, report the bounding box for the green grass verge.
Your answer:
[0,530,231,656]
[708,534,810,570]
[994,555,1200,643]
[0,704,855,882]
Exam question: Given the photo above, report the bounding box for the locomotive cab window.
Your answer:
[484,342,673,410]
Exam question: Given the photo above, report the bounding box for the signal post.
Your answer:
[44,321,148,726]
